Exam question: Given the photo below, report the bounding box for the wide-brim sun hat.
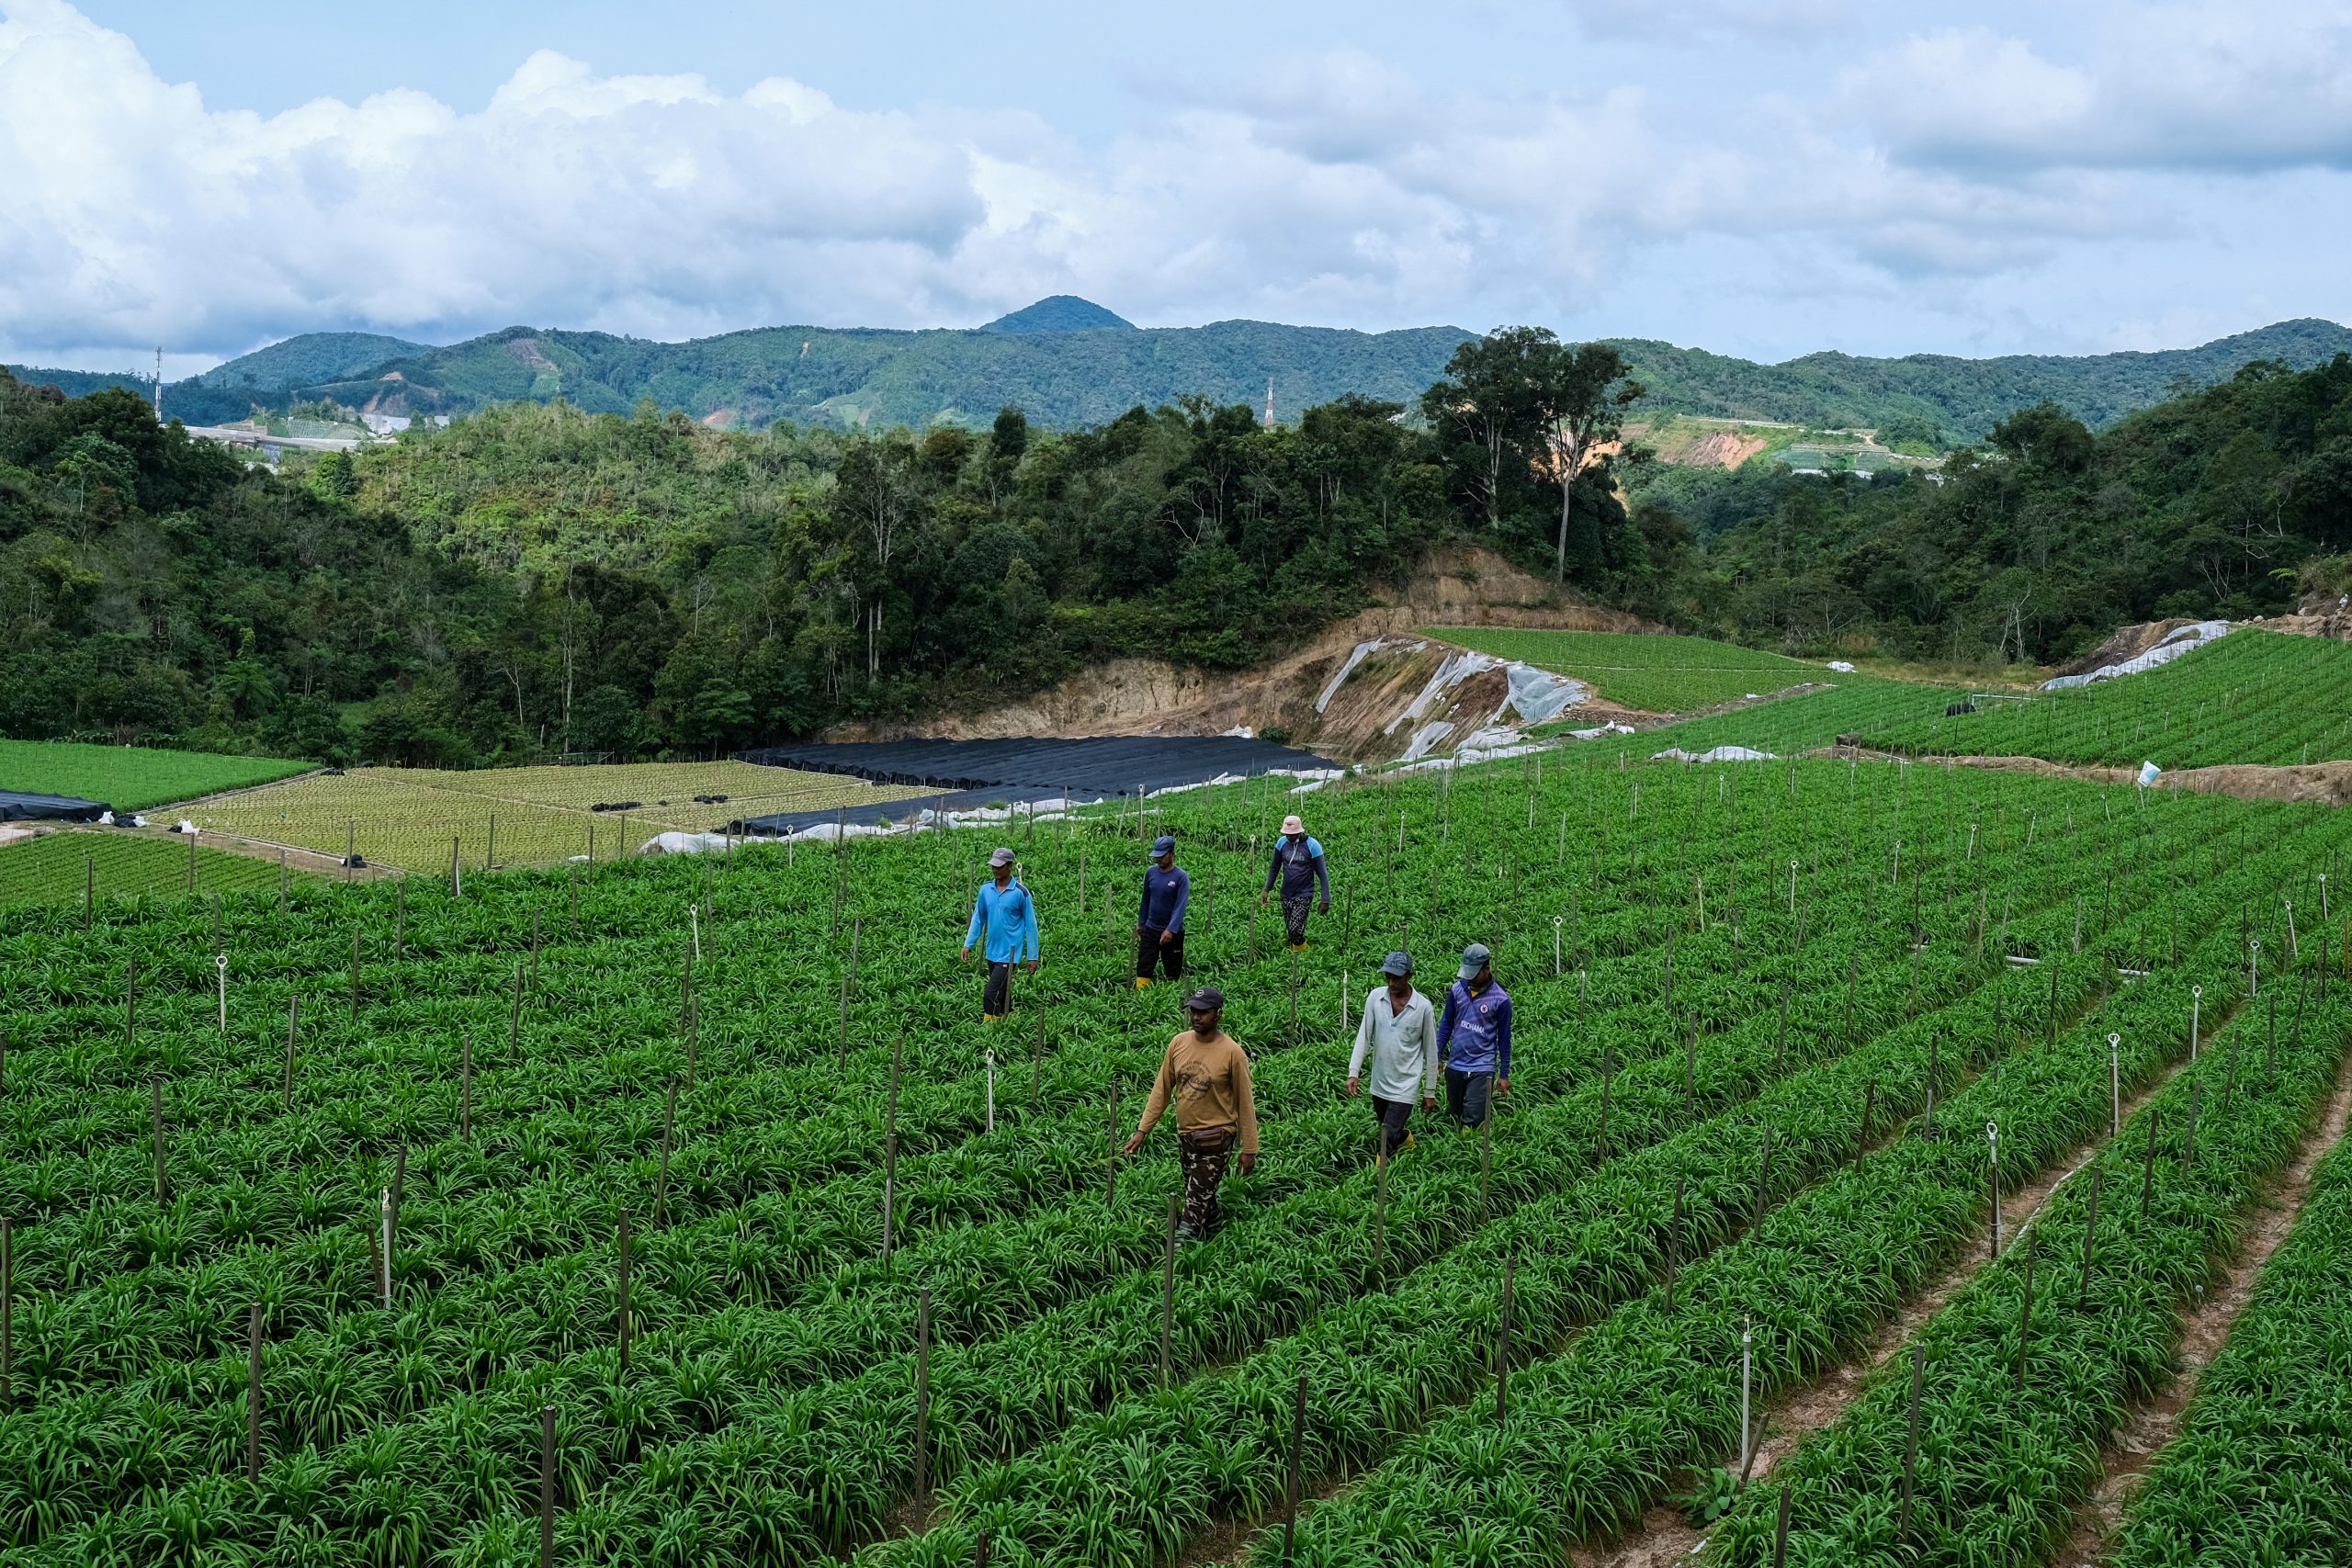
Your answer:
[1281,814,1305,836]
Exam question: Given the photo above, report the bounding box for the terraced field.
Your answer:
[0,739,310,811]
[5,737,2348,1566]
[1865,628,2352,769]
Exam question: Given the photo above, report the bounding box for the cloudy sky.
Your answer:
[5,0,2349,377]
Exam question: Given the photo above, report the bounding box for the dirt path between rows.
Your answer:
[2050,1048,2352,1566]
[1574,1013,2231,1568]
[1811,749,2352,808]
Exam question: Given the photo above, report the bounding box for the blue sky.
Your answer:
[6,0,2350,375]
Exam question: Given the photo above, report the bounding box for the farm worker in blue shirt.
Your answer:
[1135,834,1190,988]
[962,846,1038,1020]
[1437,942,1512,1130]
[1259,812,1329,950]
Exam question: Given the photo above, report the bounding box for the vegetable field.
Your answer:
[1866,628,2352,769]
[187,761,928,873]
[1,748,2347,1566]
[0,829,317,909]
[0,740,311,812]
[1425,627,1830,712]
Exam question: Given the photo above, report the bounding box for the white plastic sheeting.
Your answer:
[1565,720,1638,740]
[1826,660,1857,672]
[1652,745,1779,762]
[638,830,737,855]
[1385,650,1498,736]
[1399,720,1457,762]
[1497,664,1589,726]
[1316,640,1384,714]
[2041,621,2228,690]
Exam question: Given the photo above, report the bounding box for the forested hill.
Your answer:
[7,341,2352,769]
[12,308,2347,444]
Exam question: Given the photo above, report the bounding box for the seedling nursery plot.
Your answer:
[0,739,311,814]
[0,747,2346,1566]
[1426,627,1834,713]
[187,761,930,874]
[1866,627,2352,770]
[0,830,319,911]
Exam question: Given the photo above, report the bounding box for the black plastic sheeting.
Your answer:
[0,789,110,824]
[732,735,1337,837]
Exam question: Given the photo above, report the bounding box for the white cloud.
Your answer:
[1850,7,2352,173]
[0,0,2346,371]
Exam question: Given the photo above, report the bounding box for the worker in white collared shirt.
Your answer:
[1348,951,1440,1159]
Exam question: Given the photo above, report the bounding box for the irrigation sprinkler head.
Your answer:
[1986,1121,1998,1153]
[215,955,226,973]
[2193,984,2203,999]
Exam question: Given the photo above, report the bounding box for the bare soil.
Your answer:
[825,546,1661,758]
[1810,750,2352,808]
[2050,1053,2352,1565]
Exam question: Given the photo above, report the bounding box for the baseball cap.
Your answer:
[1379,951,1412,977]
[1151,834,1177,857]
[1281,814,1306,836]
[1457,942,1492,981]
[1184,986,1225,1012]
[989,847,1016,867]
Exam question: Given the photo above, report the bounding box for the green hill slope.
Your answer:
[10,308,2346,441]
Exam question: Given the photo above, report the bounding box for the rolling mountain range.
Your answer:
[12,301,2349,446]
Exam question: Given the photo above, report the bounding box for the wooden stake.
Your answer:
[913,1287,933,1495]
[0,1218,12,1407]
[1771,1482,1792,1568]
[1853,1078,1877,1169]
[616,1209,632,1370]
[281,996,299,1111]
[2077,1167,2102,1310]
[539,1404,556,1568]
[244,1302,263,1481]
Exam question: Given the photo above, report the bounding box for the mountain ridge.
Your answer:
[9,303,2346,445]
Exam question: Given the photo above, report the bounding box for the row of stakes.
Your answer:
[33,887,2313,1563]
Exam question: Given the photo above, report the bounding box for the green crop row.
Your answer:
[0,739,311,812]
[857,793,2300,1566]
[1255,823,2335,1566]
[0,747,2312,1565]
[0,831,311,910]
[1703,962,2350,1559]
[1868,628,2352,770]
[2102,1091,2352,1565]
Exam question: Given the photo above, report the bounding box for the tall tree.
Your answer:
[1532,341,1645,584]
[1419,327,1555,530]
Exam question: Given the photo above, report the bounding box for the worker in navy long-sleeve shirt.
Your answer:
[1437,942,1511,1130]
[1135,834,1191,987]
[962,846,1039,1020]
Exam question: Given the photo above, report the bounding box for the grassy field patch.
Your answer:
[0,740,310,811]
[1426,626,1831,712]
[187,760,929,872]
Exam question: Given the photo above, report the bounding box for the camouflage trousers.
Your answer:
[1177,1127,1237,1233]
